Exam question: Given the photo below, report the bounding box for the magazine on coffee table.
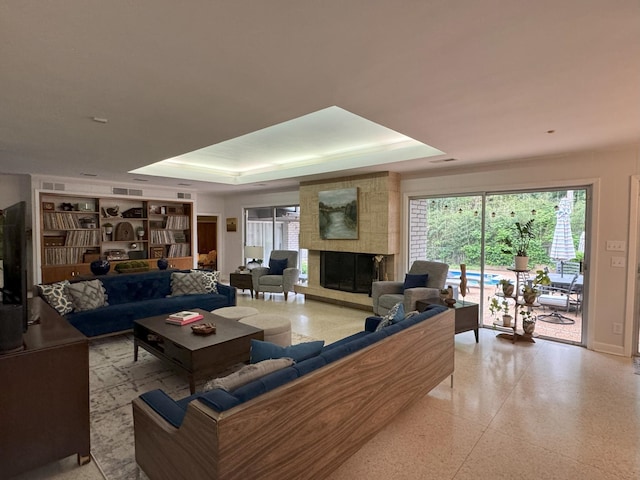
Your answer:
[166,311,204,325]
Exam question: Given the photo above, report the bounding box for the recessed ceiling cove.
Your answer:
[130,106,444,185]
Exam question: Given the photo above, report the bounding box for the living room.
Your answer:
[1,1,640,479]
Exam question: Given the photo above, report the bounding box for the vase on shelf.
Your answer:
[90,259,110,275]
[514,255,529,270]
[523,317,536,334]
[157,257,169,270]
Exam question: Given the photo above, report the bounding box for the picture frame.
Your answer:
[226,217,237,232]
[318,187,358,239]
[151,247,165,259]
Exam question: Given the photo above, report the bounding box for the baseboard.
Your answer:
[592,341,626,357]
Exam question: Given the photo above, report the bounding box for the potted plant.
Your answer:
[519,306,536,335]
[522,270,551,304]
[103,223,113,235]
[489,297,512,327]
[501,219,535,270]
[499,278,515,297]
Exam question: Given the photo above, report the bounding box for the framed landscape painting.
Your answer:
[318,187,358,239]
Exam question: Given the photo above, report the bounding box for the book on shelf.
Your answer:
[166,311,204,325]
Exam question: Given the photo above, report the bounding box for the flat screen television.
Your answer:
[2,201,28,333]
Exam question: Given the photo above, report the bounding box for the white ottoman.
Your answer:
[211,306,259,321]
[239,314,291,347]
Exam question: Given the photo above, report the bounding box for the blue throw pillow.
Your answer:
[403,273,429,292]
[250,339,325,363]
[269,257,288,275]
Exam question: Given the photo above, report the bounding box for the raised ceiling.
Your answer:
[1,1,639,193]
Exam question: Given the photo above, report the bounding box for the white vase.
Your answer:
[514,256,529,270]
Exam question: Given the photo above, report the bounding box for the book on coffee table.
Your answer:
[166,311,204,325]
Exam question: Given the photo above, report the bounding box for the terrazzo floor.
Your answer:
[12,291,640,479]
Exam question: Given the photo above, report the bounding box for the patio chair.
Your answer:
[536,273,580,324]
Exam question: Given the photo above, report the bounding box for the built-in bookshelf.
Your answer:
[39,193,194,283]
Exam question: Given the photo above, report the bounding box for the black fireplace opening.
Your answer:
[320,251,375,294]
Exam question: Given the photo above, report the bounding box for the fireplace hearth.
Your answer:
[320,251,375,294]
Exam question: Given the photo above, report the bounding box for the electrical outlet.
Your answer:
[606,240,626,251]
[613,323,623,334]
[611,256,626,268]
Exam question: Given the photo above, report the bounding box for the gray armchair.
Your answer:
[371,260,449,315]
[251,250,300,300]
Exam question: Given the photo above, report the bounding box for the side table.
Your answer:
[416,298,479,343]
[230,272,254,298]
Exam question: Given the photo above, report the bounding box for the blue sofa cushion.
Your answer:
[250,339,325,363]
[98,270,173,305]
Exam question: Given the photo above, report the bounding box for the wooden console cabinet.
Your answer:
[0,298,90,478]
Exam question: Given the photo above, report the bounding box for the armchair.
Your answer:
[251,250,300,300]
[372,260,449,315]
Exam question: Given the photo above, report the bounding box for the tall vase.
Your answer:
[459,263,468,302]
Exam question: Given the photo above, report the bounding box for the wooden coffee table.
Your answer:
[133,309,264,393]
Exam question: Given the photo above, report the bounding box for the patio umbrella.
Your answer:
[549,196,576,274]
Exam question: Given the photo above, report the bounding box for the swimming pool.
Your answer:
[447,269,502,286]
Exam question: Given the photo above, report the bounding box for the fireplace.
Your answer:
[320,251,375,294]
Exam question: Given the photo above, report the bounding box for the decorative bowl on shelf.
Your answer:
[444,298,456,307]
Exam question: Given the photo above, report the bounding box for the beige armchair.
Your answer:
[251,250,300,300]
[372,260,449,315]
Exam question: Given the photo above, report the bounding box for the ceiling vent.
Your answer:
[42,182,66,191]
[177,192,191,199]
[112,187,144,196]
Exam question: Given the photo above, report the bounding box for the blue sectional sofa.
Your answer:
[40,269,236,337]
[132,304,455,480]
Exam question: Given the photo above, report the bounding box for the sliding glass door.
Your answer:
[409,188,588,345]
[244,206,303,274]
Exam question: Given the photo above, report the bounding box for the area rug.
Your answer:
[89,331,317,479]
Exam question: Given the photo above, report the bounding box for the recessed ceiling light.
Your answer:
[177,183,192,186]
[132,178,148,182]
[91,116,108,124]
[82,173,97,177]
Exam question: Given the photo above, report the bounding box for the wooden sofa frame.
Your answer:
[132,308,455,479]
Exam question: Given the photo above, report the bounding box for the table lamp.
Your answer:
[244,245,264,270]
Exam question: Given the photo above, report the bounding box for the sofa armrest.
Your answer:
[403,287,440,312]
[216,283,237,306]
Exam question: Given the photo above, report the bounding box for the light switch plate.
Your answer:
[606,240,626,251]
[611,256,625,267]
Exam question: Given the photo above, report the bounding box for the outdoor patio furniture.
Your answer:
[536,273,580,324]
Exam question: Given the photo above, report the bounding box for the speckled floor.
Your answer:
[12,291,640,479]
